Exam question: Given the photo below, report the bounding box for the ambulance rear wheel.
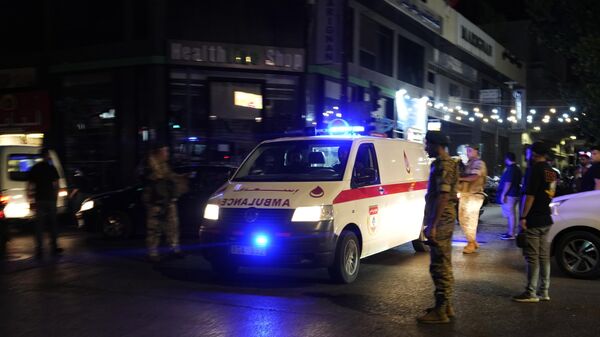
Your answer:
[328,231,360,284]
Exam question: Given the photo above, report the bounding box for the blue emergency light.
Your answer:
[253,233,270,248]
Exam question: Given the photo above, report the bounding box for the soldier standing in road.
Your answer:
[458,145,487,254]
[27,148,62,258]
[143,144,186,262]
[513,141,557,302]
[417,131,459,324]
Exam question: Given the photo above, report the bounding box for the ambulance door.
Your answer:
[349,142,383,257]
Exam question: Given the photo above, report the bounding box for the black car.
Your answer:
[76,164,237,239]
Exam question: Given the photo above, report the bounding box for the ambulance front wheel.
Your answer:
[328,230,360,284]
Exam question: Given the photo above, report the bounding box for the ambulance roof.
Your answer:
[263,135,417,144]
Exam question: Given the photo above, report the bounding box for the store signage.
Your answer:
[385,0,443,34]
[456,14,495,66]
[315,0,342,64]
[170,41,304,72]
[479,89,501,103]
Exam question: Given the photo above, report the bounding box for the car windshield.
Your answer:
[233,140,352,182]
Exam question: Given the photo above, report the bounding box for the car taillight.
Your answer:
[58,189,68,198]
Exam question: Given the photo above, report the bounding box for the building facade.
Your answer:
[0,0,526,191]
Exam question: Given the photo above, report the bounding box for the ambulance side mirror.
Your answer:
[353,167,378,187]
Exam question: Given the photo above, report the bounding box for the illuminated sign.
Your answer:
[395,90,428,143]
[234,91,263,109]
[170,41,304,72]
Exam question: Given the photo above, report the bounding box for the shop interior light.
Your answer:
[562,113,569,118]
[510,109,516,114]
[558,118,564,123]
[533,126,541,131]
[570,135,577,140]
[529,109,536,114]
[456,116,462,121]
[550,108,556,113]
[483,118,489,123]
[468,117,475,122]
[492,108,499,113]
[473,107,480,112]
[570,106,576,112]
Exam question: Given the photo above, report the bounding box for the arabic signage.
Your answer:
[384,0,443,34]
[456,14,495,66]
[170,41,304,72]
[479,89,501,103]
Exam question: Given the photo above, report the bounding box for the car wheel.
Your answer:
[328,230,360,284]
[556,231,600,279]
[102,211,133,239]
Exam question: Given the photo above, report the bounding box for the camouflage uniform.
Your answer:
[142,155,183,257]
[458,158,487,244]
[424,153,459,310]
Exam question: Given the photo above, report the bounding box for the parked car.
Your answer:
[548,190,600,279]
[76,164,237,239]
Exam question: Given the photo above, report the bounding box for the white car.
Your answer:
[548,190,600,279]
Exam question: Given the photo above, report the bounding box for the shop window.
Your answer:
[427,71,435,84]
[359,14,393,76]
[397,35,424,87]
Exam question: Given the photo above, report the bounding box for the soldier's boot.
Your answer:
[425,304,455,318]
[418,295,451,324]
[417,306,450,324]
[463,241,478,254]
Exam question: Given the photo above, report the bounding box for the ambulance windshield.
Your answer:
[233,140,352,182]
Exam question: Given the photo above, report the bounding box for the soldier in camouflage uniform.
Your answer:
[143,144,186,262]
[417,131,459,324]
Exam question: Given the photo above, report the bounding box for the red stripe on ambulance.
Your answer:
[332,181,428,204]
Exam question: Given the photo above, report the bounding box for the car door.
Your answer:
[349,142,384,257]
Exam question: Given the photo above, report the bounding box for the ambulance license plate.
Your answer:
[230,245,266,256]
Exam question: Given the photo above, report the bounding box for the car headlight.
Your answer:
[549,200,565,215]
[80,200,95,212]
[203,204,220,220]
[291,205,334,222]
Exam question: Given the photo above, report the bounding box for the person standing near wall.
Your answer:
[458,145,487,254]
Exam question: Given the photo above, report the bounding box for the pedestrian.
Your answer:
[574,151,591,191]
[27,148,62,258]
[142,144,186,262]
[417,131,459,324]
[457,145,487,253]
[513,141,557,303]
[498,152,522,240]
[580,145,600,192]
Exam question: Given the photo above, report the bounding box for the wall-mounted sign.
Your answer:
[170,41,304,72]
[456,14,495,66]
[234,91,263,110]
[385,0,443,34]
[315,0,342,64]
[479,89,501,103]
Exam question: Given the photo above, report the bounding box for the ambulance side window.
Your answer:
[351,143,380,188]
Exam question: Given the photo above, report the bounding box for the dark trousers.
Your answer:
[35,200,58,252]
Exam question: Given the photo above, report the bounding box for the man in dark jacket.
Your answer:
[581,145,600,192]
[498,152,522,240]
[27,148,61,258]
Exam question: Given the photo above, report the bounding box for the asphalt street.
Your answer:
[1,205,599,337]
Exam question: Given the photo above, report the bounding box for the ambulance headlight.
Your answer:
[291,205,334,222]
[203,204,220,220]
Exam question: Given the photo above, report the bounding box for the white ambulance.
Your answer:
[200,135,430,283]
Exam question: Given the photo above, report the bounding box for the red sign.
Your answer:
[0,91,50,132]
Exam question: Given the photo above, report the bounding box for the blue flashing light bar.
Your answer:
[188,136,199,141]
[253,233,270,248]
[328,125,365,134]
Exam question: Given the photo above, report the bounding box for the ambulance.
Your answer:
[200,135,430,283]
